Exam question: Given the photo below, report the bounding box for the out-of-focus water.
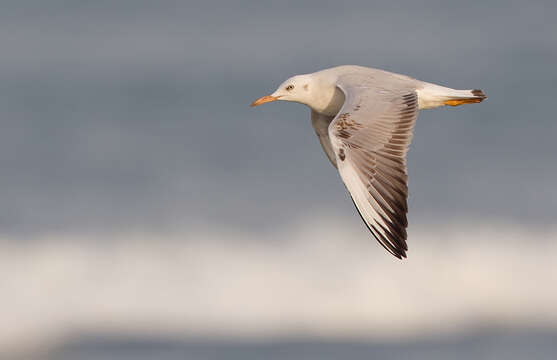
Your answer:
[52,332,557,360]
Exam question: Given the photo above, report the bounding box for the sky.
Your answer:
[0,0,556,358]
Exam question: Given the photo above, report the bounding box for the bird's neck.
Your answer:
[308,81,345,117]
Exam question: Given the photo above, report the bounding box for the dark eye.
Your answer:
[285,85,294,91]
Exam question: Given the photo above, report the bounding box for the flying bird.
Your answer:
[251,65,486,259]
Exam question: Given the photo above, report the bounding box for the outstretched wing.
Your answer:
[329,77,419,258]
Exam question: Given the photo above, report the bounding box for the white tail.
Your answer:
[416,82,486,110]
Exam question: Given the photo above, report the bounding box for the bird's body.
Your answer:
[251,65,486,258]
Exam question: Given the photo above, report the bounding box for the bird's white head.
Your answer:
[251,71,344,116]
[250,74,314,107]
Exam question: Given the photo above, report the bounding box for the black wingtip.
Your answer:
[393,249,407,260]
[348,195,409,260]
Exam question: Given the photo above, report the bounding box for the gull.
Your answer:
[251,65,486,258]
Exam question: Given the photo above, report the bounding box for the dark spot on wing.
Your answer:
[346,143,362,150]
[338,148,346,161]
[337,130,351,139]
[334,112,363,140]
[337,112,350,122]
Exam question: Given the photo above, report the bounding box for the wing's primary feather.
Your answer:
[328,75,419,258]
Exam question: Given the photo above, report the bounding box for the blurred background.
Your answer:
[1,0,556,359]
